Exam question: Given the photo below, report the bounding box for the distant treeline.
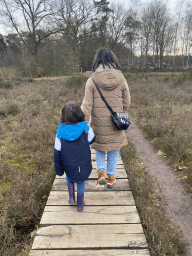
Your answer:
[0,0,191,77]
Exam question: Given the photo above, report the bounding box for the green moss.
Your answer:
[0,180,12,194]
[125,72,132,79]
[9,157,37,173]
[188,141,192,149]
[9,157,24,165]
[17,245,31,256]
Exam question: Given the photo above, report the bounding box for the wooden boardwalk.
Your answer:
[29,150,150,255]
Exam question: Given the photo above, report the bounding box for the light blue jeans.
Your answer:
[95,149,119,177]
[66,176,85,194]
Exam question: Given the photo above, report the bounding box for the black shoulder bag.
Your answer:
[92,79,131,130]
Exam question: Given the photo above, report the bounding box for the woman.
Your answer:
[81,47,131,188]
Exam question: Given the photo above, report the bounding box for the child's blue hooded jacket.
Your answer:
[54,121,95,183]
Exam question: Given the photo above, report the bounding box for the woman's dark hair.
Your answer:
[92,47,121,72]
[60,101,85,124]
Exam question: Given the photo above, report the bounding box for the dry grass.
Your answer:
[121,143,186,256]
[0,77,86,256]
[126,72,192,196]
[0,67,21,81]
[0,73,189,255]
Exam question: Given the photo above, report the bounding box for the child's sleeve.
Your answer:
[87,127,96,145]
[54,136,64,176]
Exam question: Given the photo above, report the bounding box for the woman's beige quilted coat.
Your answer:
[81,69,131,152]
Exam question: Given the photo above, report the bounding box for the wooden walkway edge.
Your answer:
[29,150,150,255]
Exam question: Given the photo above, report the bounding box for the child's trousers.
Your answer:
[66,176,85,194]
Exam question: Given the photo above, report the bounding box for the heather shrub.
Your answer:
[125,72,132,79]
[127,73,192,194]
[163,75,169,82]
[0,77,86,255]
[0,78,12,89]
[121,143,185,256]
[66,75,88,89]
[6,103,20,116]
[0,169,54,256]
[174,71,192,86]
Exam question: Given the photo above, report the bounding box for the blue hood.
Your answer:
[56,121,89,141]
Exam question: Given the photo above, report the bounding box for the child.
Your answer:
[54,101,95,212]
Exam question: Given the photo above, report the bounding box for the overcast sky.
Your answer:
[110,0,178,11]
[0,0,181,36]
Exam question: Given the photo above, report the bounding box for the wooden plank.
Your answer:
[32,225,147,250]
[52,179,130,191]
[29,149,150,255]
[29,249,150,256]
[55,166,125,181]
[32,234,147,250]
[36,224,144,235]
[55,168,127,180]
[56,167,125,180]
[46,191,135,206]
[40,206,140,225]
[89,169,126,179]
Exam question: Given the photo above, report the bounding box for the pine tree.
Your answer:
[93,0,113,46]
[93,0,111,14]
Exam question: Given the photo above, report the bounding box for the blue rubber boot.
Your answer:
[77,193,84,212]
[67,183,75,205]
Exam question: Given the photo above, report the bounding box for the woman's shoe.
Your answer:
[67,183,76,205]
[96,169,107,188]
[107,174,116,188]
[77,193,84,212]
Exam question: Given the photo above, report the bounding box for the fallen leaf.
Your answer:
[157,150,165,156]
[30,229,37,238]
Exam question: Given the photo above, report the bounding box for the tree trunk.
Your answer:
[155,40,159,68]
[160,46,163,70]
[145,38,149,69]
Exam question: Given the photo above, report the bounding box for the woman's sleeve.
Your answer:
[122,77,131,112]
[87,127,96,145]
[54,136,64,176]
[81,79,94,124]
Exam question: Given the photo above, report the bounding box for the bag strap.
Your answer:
[92,79,115,115]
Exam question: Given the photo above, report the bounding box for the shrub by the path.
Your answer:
[0,79,86,255]
[127,72,192,196]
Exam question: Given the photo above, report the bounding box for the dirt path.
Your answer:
[128,119,192,256]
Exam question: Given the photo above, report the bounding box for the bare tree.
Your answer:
[184,2,192,67]
[107,3,127,46]
[124,10,140,67]
[53,0,93,59]
[172,0,185,67]
[140,5,152,68]
[0,0,57,74]
[149,0,173,69]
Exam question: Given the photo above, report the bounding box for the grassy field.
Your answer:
[0,76,86,255]
[125,71,192,197]
[0,72,190,255]
[121,143,185,255]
